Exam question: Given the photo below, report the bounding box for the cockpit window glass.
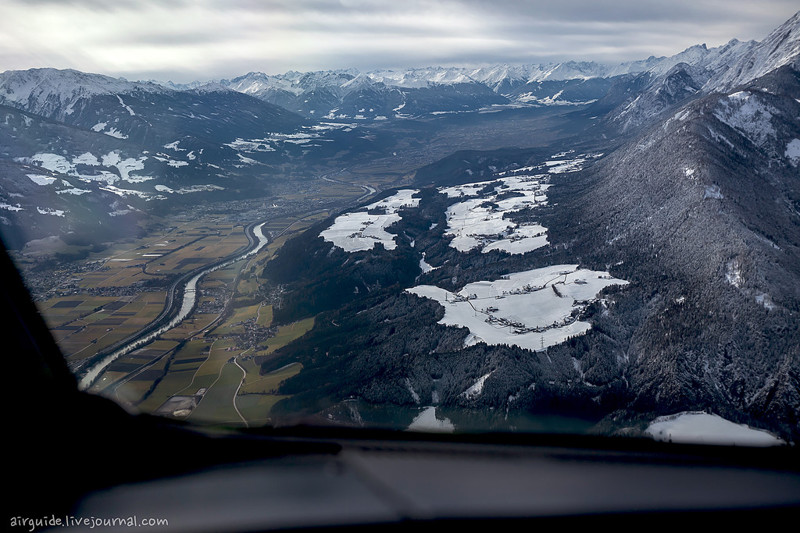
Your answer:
[1,1,798,446]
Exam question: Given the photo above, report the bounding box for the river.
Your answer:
[78,222,269,391]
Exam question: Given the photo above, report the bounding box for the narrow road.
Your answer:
[231,350,251,428]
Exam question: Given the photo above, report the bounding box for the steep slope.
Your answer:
[708,11,800,91]
[0,68,306,145]
[606,11,798,132]
[551,64,800,435]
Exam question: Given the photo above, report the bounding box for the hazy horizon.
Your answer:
[1,1,798,84]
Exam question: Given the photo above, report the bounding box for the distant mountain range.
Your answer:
[163,38,765,120]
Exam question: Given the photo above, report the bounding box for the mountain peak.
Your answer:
[706,10,800,91]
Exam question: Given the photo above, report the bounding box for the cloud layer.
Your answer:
[2,0,798,82]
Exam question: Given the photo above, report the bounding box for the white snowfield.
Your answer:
[17,151,149,185]
[786,138,800,165]
[27,174,57,186]
[407,406,455,433]
[545,157,587,173]
[646,412,784,446]
[461,371,494,400]
[154,184,223,195]
[321,189,420,252]
[442,174,550,255]
[408,265,628,352]
[36,207,65,217]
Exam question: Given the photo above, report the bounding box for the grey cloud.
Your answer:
[2,0,798,82]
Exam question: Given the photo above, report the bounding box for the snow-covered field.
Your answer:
[545,158,587,173]
[407,406,455,433]
[408,265,627,351]
[27,174,57,186]
[441,174,550,254]
[645,412,784,446]
[224,125,351,155]
[321,189,420,252]
[17,150,150,185]
[154,184,224,195]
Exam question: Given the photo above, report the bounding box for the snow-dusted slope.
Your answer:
[707,11,800,91]
[606,11,800,132]
[0,68,166,121]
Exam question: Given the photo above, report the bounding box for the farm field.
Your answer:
[26,180,372,425]
[42,291,167,366]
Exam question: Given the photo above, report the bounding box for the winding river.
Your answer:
[78,222,269,391]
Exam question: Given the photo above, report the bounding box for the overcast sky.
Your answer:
[1,0,798,83]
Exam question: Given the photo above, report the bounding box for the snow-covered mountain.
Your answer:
[607,13,799,132]
[707,11,800,91]
[0,68,166,122]
[184,40,766,120]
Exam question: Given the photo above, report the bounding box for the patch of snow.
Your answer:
[407,406,454,433]
[27,174,57,186]
[76,170,120,183]
[57,187,90,195]
[19,153,74,174]
[419,252,437,273]
[786,139,800,165]
[545,158,586,173]
[224,138,276,152]
[104,128,128,139]
[73,152,100,166]
[463,333,482,348]
[439,180,495,198]
[100,152,146,180]
[726,259,743,288]
[707,126,735,149]
[755,292,776,310]
[645,412,783,446]
[116,94,135,116]
[123,175,154,183]
[442,174,550,255]
[163,140,185,151]
[408,265,627,352]
[321,189,420,252]
[99,185,150,199]
[461,371,494,400]
[91,122,107,132]
[714,91,776,146]
[405,378,420,404]
[236,154,257,165]
[704,185,723,199]
[0,203,23,211]
[36,207,65,217]
[154,184,223,195]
